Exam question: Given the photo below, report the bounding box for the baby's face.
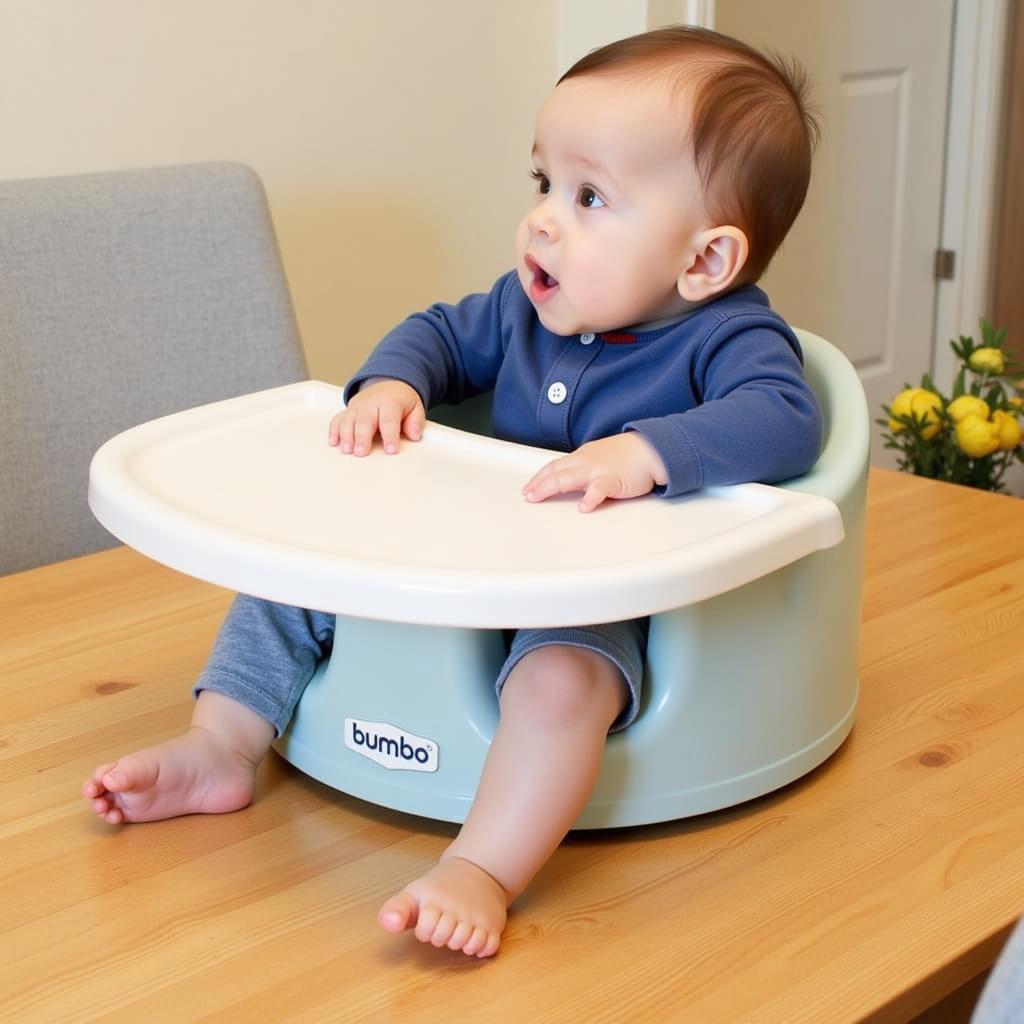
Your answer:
[515,73,710,336]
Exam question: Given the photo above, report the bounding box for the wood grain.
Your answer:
[1,469,1022,1022]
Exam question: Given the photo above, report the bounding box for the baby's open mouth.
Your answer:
[526,255,559,302]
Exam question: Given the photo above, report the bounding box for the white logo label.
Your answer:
[345,718,439,773]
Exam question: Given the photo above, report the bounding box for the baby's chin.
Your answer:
[530,303,597,338]
[536,315,589,337]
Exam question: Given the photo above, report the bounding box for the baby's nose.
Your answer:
[527,200,560,240]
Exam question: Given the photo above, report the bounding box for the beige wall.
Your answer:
[713,1,840,338]
[2,1,556,382]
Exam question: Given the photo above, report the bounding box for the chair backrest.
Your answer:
[1,163,307,573]
[784,328,870,514]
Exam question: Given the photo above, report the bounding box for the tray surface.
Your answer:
[89,382,843,626]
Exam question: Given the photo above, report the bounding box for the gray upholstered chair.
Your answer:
[0,163,307,573]
[973,917,1024,1022]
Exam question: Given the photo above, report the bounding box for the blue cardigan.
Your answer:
[346,272,822,497]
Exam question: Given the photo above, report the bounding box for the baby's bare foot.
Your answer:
[82,726,258,824]
[378,856,509,958]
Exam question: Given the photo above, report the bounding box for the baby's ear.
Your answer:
[677,227,749,303]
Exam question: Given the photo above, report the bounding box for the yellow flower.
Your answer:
[954,413,1000,458]
[968,347,1005,374]
[888,387,943,438]
[1009,396,1023,410]
[991,410,1022,451]
[947,394,990,423]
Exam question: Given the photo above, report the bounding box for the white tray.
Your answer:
[88,381,844,628]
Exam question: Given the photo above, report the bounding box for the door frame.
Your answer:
[934,0,1009,385]
[555,0,1010,383]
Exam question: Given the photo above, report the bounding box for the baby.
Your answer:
[85,26,821,958]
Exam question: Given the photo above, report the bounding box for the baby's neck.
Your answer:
[625,307,698,334]
[625,281,746,333]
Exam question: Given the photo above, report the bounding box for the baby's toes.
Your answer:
[377,892,417,934]
[429,911,458,948]
[88,793,111,816]
[462,925,491,958]
[99,764,132,793]
[102,803,125,825]
[83,763,116,799]
[413,903,442,944]
[88,793,124,824]
[101,753,157,794]
[446,920,474,951]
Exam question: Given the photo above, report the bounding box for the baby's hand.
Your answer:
[522,433,668,513]
[328,379,426,455]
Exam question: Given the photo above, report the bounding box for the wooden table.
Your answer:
[2,468,1022,1023]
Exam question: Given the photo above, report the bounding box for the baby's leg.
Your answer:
[83,596,334,824]
[378,645,627,957]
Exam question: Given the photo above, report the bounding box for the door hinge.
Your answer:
[934,249,956,280]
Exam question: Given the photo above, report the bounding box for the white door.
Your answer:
[715,0,955,463]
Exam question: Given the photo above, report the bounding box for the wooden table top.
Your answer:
[2,467,1022,1023]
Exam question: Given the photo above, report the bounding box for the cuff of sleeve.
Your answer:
[624,417,703,497]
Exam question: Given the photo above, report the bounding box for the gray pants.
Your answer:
[194,595,646,737]
[193,595,335,737]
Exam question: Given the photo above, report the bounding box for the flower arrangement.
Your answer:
[879,320,1022,493]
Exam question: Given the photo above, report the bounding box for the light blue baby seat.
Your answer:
[274,330,869,828]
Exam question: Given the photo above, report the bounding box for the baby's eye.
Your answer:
[578,186,605,209]
[529,170,550,195]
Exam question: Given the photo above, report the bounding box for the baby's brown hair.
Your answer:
[559,26,819,283]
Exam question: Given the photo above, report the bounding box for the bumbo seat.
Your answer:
[89,329,868,828]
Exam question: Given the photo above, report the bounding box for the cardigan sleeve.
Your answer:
[344,272,517,409]
[624,318,823,497]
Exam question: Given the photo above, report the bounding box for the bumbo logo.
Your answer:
[345,718,439,773]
